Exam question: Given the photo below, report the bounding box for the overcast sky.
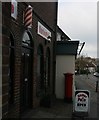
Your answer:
[58,0,97,58]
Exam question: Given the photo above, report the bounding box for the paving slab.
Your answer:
[22,99,73,118]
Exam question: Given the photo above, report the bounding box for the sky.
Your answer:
[58,0,97,58]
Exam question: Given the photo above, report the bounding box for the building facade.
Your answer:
[55,27,79,100]
[2,2,58,118]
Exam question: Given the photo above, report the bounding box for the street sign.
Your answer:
[74,90,90,116]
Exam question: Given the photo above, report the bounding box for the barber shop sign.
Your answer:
[74,90,90,113]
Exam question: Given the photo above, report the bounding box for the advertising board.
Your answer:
[74,90,90,116]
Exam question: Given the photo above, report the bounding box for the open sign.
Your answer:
[74,90,90,113]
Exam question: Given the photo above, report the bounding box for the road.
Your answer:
[75,74,98,119]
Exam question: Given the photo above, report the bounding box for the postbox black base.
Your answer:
[64,97,72,103]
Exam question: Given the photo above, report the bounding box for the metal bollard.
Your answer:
[96,80,98,92]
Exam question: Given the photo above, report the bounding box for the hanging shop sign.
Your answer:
[11,0,17,19]
[74,90,90,115]
[38,21,51,41]
[24,5,33,28]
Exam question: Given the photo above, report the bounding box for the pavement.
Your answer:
[22,99,73,119]
[75,74,98,119]
[21,74,98,119]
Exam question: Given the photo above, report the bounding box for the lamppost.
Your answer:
[96,80,98,92]
[86,64,89,79]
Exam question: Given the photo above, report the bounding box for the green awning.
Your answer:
[56,41,79,56]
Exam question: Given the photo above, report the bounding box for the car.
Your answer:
[93,72,99,77]
[75,70,77,74]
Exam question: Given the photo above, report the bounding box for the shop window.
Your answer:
[8,34,15,105]
[45,48,50,89]
[22,31,32,46]
[37,45,44,96]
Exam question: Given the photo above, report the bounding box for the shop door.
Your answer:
[21,47,32,113]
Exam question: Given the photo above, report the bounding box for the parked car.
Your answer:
[75,70,77,74]
[93,72,99,77]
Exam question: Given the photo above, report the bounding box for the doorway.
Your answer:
[20,31,33,113]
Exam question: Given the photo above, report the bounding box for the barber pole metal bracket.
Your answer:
[24,5,33,28]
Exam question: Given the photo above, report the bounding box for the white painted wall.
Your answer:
[55,55,75,99]
[57,32,61,41]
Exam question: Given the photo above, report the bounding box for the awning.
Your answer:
[56,41,79,56]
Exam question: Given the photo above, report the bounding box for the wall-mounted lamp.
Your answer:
[47,36,52,40]
[45,36,52,45]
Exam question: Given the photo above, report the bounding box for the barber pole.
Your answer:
[24,5,32,28]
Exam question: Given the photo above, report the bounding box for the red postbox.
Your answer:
[64,73,73,102]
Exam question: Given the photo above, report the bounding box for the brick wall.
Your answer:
[2,2,57,118]
[0,2,2,120]
[2,3,10,118]
[30,2,57,31]
[2,2,21,118]
[30,2,57,99]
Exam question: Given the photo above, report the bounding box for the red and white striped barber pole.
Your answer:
[24,5,33,28]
